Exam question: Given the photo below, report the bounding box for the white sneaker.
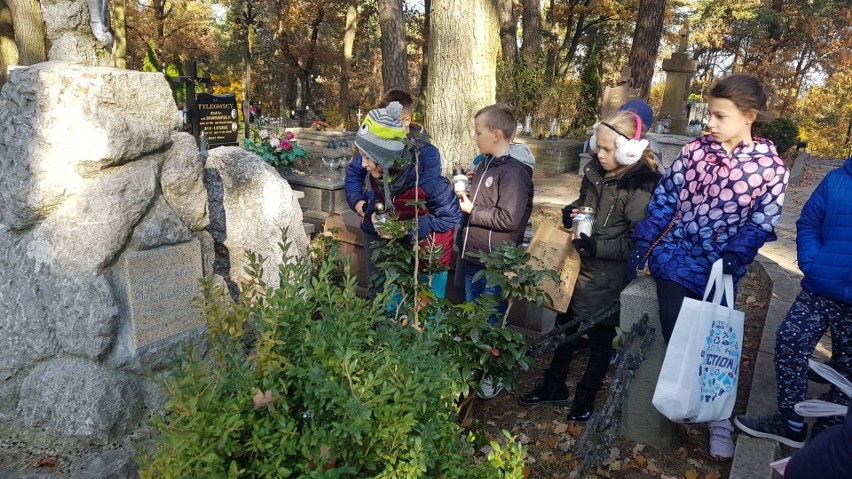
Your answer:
[478,376,505,399]
[708,419,735,460]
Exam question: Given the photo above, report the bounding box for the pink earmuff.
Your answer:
[590,111,649,165]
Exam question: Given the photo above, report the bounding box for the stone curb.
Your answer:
[730,254,802,479]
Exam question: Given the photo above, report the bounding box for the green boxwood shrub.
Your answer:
[759,116,799,154]
[140,232,535,478]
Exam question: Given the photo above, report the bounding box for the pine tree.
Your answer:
[577,46,600,129]
[167,52,185,104]
[142,40,160,73]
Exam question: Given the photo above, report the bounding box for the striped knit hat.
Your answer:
[355,101,408,172]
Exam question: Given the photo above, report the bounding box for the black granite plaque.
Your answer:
[197,93,239,146]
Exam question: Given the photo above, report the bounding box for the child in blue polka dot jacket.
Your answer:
[625,73,790,460]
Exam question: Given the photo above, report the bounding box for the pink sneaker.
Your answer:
[708,419,735,460]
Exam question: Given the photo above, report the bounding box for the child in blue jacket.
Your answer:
[735,156,852,450]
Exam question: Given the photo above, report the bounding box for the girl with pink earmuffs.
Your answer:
[518,109,661,422]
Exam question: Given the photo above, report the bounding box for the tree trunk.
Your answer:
[112,0,127,68]
[339,0,357,127]
[521,0,540,66]
[303,6,325,105]
[5,0,45,65]
[0,0,18,87]
[152,0,168,44]
[378,0,409,91]
[425,0,498,174]
[418,0,431,101]
[626,0,666,101]
[497,0,517,63]
[543,0,557,85]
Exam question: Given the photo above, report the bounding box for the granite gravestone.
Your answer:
[197,93,239,146]
[120,239,204,349]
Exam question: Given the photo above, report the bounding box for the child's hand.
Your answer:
[354,200,366,219]
[371,213,393,239]
[458,193,473,214]
[561,206,578,228]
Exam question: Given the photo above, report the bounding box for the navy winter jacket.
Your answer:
[796,157,852,304]
[784,398,851,479]
[344,124,440,235]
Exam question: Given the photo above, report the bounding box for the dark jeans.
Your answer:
[655,278,734,344]
[547,310,617,392]
[463,260,507,326]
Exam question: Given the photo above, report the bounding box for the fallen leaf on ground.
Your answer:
[557,438,574,452]
[687,458,703,468]
[518,433,532,445]
[553,422,569,434]
[252,389,278,409]
[631,444,646,456]
[704,469,722,479]
[605,447,621,465]
[676,446,689,458]
[633,454,647,466]
[566,423,583,437]
[545,435,558,448]
[34,457,56,468]
[685,468,699,479]
[646,461,661,474]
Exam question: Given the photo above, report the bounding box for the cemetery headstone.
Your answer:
[601,67,639,119]
[197,93,239,147]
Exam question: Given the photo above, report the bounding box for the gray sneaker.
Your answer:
[734,413,807,448]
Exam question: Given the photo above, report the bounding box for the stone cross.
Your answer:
[678,19,690,53]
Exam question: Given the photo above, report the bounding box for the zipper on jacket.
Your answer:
[645,213,683,261]
[461,156,495,259]
[602,203,616,229]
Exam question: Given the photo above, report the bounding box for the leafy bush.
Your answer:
[758,116,799,154]
[139,231,535,478]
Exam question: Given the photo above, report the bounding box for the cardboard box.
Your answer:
[323,211,364,246]
[324,211,368,290]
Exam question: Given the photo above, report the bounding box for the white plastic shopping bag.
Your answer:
[652,260,745,423]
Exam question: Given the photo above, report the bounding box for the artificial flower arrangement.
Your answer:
[243,126,310,166]
[311,120,330,131]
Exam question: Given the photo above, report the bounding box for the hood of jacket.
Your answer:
[508,143,536,170]
[486,150,534,174]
